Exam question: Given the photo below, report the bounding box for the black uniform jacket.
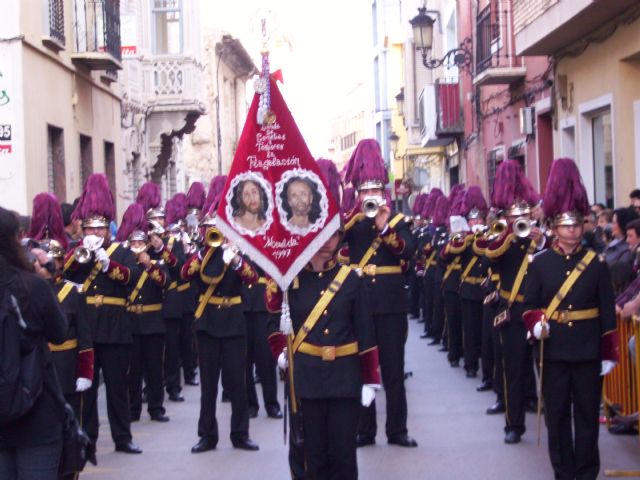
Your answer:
[454,234,489,302]
[151,235,184,319]
[266,261,379,399]
[128,260,170,336]
[50,278,92,395]
[523,245,617,362]
[64,242,140,344]
[243,266,269,314]
[343,213,415,314]
[181,246,258,338]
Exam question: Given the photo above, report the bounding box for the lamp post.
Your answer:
[410,7,473,73]
[395,88,405,120]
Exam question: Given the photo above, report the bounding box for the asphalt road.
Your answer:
[83,317,639,479]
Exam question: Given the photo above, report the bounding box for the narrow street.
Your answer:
[84,318,639,479]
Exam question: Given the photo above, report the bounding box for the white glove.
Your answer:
[222,245,238,265]
[533,321,549,340]
[601,360,617,376]
[95,248,110,272]
[75,377,92,392]
[277,351,288,370]
[361,384,379,407]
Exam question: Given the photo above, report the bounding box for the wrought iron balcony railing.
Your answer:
[45,0,66,47]
[72,0,122,70]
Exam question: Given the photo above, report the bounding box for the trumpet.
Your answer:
[513,217,535,238]
[361,195,385,218]
[148,220,165,237]
[486,219,508,242]
[73,246,93,264]
[205,227,223,248]
[451,232,466,243]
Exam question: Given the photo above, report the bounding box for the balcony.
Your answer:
[514,0,639,56]
[435,78,463,136]
[71,0,122,71]
[474,6,526,87]
[42,0,65,51]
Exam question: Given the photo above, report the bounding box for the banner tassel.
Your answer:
[280,290,292,335]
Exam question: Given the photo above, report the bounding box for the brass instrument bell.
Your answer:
[205,227,223,248]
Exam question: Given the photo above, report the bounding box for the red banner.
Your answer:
[216,78,340,290]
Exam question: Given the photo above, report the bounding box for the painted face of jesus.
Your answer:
[287,179,312,218]
[241,181,262,215]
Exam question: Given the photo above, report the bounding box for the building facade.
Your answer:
[0,0,123,215]
[513,0,640,207]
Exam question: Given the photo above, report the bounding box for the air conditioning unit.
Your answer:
[519,107,535,135]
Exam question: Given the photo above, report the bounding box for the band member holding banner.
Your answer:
[64,173,142,454]
[265,228,381,480]
[342,139,417,448]
[182,205,260,453]
[522,158,618,480]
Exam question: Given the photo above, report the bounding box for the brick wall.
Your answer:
[513,0,559,34]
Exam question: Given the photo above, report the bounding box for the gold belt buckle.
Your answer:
[557,310,569,324]
[135,304,144,314]
[363,264,376,276]
[321,346,336,361]
[94,295,104,307]
[221,297,231,308]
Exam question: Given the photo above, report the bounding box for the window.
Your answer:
[561,125,575,159]
[592,110,613,208]
[44,0,65,46]
[373,56,380,111]
[340,132,357,151]
[47,125,66,201]
[371,0,378,47]
[152,0,182,54]
[80,135,93,188]
[487,147,504,196]
[104,141,116,198]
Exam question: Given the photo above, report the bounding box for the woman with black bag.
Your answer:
[0,206,69,480]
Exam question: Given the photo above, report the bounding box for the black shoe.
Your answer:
[476,380,493,392]
[130,413,141,422]
[526,400,538,414]
[486,400,506,415]
[266,407,283,419]
[150,413,170,422]
[504,431,521,444]
[449,360,460,368]
[115,441,143,454]
[169,392,185,402]
[221,392,231,403]
[465,370,477,378]
[191,437,216,453]
[185,378,199,386]
[609,423,639,435]
[438,346,448,352]
[232,439,259,451]
[420,333,430,339]
[356,435,375,447]
[248,406,258,418]
[388,435,418,447]
[427,339,440,346]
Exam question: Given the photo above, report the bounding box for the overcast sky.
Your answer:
[201,0,372,156]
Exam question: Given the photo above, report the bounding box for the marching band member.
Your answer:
[523,158,618,480]
[64,174,142,454]
[342,139,417,448]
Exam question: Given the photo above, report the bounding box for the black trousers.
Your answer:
[164,314,196,394]
[430,281,445,342]
[288,393,307,480]
[196,332,249,444]
[542,360,602,480]
[444,291,463,363]
[129,334,165,417]
[302,398,360,480]
[84,343,132,445]
[492,314,505,400]
[461,299,483,373]
[359,313,408,440]
[498,315,534,435]
[246,312,280,412]
[422,273,434,334]
[408,273,422,318]
[481,302,496,384]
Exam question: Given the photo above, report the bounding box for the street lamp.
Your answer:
[410,7,473,73]
[395,88,405,117]
[389,131,399,159]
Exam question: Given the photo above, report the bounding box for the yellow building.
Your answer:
[514,0,640,207]
[0,0,123,215]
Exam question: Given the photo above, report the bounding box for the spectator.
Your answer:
[604,208,639,267]
[582,211,606,253]
[627,219,640,272]
[0,206,68,480]
[598,209,614,243]
[61,199,82,242]
[592,203,606,216]
[630,189,640,213]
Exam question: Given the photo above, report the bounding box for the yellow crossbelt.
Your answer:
[463,276,485,285]
[128,304,163,314]
[48,339,78,352]
[549,308,599,323]
[177,282,191,292]
[499,289,524,303]
[167,281,178,290]
[197,295,242,307]
[443,257,461,282]
[349,264,402,276]
[298,341,359,361]
[86,295,127,307]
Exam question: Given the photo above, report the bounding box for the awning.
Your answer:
[425,137,454,148]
